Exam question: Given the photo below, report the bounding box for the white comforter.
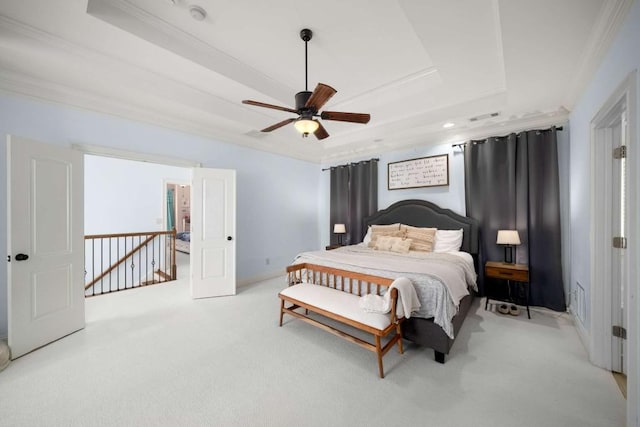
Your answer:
[293,245,477,338]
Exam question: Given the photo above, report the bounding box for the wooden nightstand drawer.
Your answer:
[485,262,529,282]
[484,261,530,319]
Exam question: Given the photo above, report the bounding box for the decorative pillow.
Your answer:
[390,238,412,254]
[400,225,437,252]
[374,236,404,251]
[434,229,464,252]
[367,223,403,248]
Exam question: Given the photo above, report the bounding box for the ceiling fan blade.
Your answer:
[261,118,296,132]
[243,100,298,114]
[305,83,337,111]
[320,111,371,124]
[313,121,329,140]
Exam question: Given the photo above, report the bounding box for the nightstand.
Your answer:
[484,261,530,319]
[325,244,344,250]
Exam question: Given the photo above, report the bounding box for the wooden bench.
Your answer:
[279,263,404,378]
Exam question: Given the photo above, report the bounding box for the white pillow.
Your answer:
[362,226,372,245]
[434,229,464,252]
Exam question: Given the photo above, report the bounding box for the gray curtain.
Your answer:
[464,128,566,311]
[329,165,350,245]
[329,159,378,245]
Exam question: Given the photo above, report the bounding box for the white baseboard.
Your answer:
[569,305,590,354]
[237,270,283,288]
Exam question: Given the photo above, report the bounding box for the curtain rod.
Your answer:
[321,158,379,171]
[451,125,564,148]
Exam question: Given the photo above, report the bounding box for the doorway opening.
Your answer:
[84,154,193,294]
[165,181,191,284]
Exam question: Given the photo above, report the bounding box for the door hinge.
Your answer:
[612,325,627,339]
[612,236,627,249]
[613,145,627,159]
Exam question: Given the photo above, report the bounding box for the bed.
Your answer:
[174,231,190,254]
[293,199,479,363]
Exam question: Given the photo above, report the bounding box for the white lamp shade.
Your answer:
[294,119,319,134]
[333,224,346,233]
[497,230,521,245]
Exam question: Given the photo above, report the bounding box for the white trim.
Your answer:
[564,0,636,109]
[72,143,201,168]
[589,124,614,369]
[571,310,590,354]
[589,70,637,427]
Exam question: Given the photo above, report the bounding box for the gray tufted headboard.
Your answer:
[364,199,479,255]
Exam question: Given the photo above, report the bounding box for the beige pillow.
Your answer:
[401,225,437,252]
[368,223,403,248]
[390,238,412,254]
[375,236,404,251]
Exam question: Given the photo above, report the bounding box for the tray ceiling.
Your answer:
[0,0,633,162]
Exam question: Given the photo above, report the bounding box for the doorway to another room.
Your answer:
[165,181,191,258]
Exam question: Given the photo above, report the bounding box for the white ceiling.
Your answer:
[0,0,633,163]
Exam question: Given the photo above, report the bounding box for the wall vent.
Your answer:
[469,112,500,122]
[574,281,586,323]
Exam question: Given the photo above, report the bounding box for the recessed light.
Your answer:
[443,122,455,129]
[189,5,207,21]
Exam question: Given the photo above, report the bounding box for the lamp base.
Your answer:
[503,246,515,264]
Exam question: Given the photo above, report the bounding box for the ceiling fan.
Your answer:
[242,28,371,140]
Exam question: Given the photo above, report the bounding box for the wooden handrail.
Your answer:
[85,230,176,239]
[84,230,176,290]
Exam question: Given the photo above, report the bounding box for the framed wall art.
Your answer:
[387,154,449,190]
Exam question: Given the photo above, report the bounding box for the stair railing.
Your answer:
[84,230,177,297]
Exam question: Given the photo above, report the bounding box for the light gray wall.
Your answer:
[568,0,640,333]
[0,94,321,337]
[84,154,191,234]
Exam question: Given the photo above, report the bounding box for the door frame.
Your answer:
[590,70,637,423]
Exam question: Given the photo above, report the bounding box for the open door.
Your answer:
[190,168,236,298]
[7,135,85,358]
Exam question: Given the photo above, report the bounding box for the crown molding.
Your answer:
[0,68,321,163]
[563,0,635,109]
[320,109,570,164]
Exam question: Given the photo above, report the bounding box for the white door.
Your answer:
[610,112,627,374]
[190,168,236,298]
[7,135,85,358]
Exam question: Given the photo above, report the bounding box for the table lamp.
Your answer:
[497,230,520,264]
[333,223,346,245]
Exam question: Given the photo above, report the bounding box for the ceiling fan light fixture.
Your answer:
[294,118,319,135]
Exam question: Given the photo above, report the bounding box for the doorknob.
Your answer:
[227,236,233,241]
[15,253,29,261]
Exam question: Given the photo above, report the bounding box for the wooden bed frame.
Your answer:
[364,199,479,363]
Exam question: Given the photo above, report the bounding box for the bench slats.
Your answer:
[281,263,404,378]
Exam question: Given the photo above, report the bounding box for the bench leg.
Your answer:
[279,299,285,326]
[395,324,404,354]
[375,336,384,378]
